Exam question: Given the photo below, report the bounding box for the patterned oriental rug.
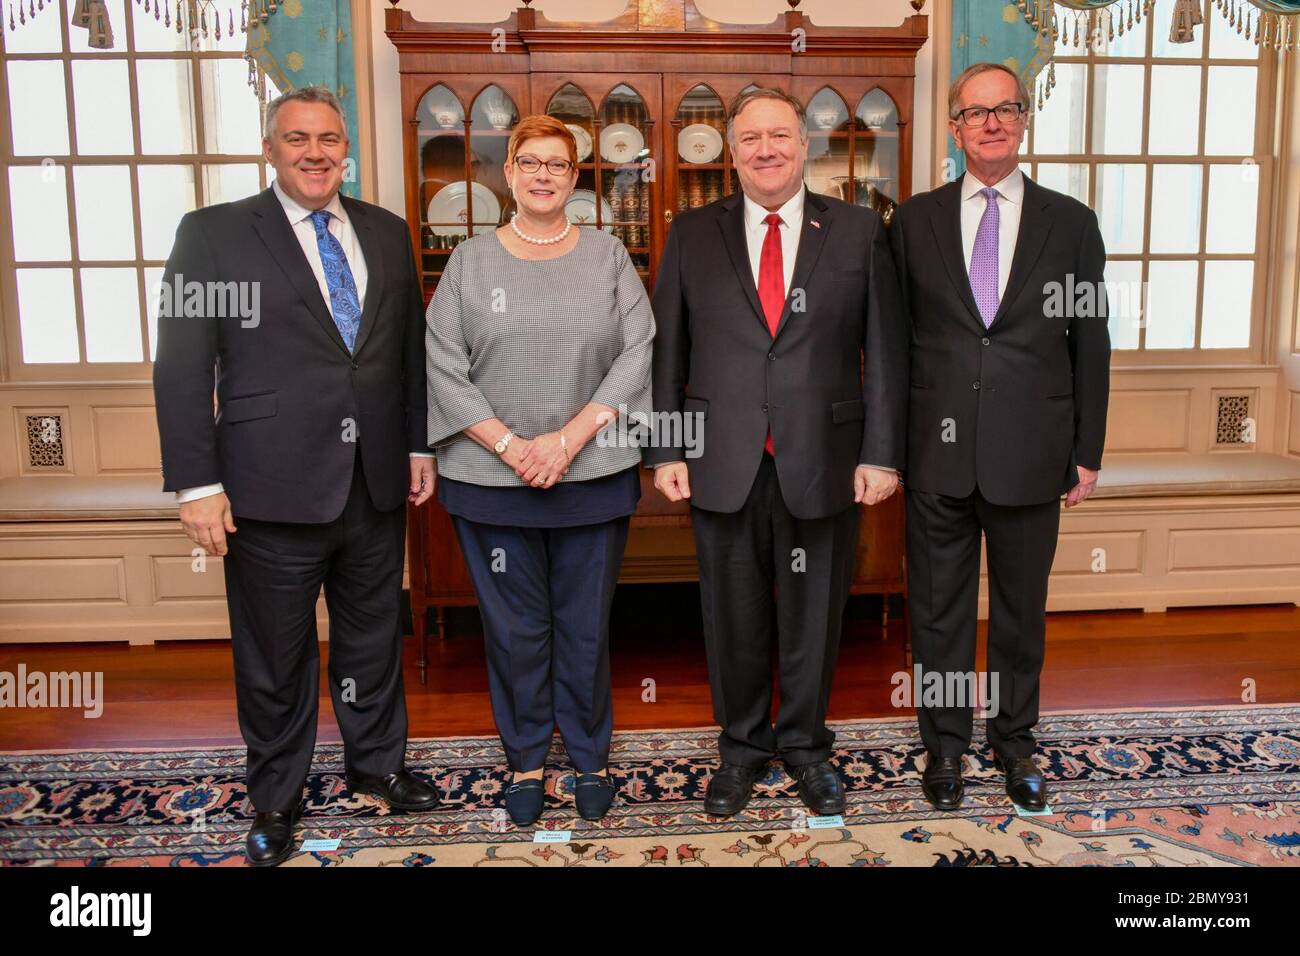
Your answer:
[2,705,1298,867]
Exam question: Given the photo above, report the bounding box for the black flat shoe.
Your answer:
[921,753,965,811]
[245,802,303,867]
[704,763,764,817]
[346,768,442,812]
[574,772,617,821]
[504,777,546,826]
[994,751,1048,811]
[787,760,846,816]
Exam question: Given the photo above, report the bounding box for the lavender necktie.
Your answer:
[969,186,1000,328]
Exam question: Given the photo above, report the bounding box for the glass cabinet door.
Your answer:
[415,82,519,283]
[804,86,853,204]
[546,81,653,283]
[672,84,729,214]
[853,88,901,225]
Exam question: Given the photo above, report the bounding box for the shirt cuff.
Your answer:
[176,483,224,504]
[410,452,435,458]
[860,463,898,472]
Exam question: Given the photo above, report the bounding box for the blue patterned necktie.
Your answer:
[309,208,361,351]
[969,186,1001,328]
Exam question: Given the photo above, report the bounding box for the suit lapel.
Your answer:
[716,193,768,334]
[249,187,350,357]
[773,189,830,340]
[929,179,986,331]
[990,175,1052,329]
[342,195,385,357]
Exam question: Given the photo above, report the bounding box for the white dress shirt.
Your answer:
[742,187,803,294]
[960,168,1023,301]
[176,182,427,505]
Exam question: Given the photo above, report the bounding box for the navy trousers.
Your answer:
[452,515,630,773]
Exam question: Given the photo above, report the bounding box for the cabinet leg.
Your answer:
[881,595,889,634]
[414,608,428,686]
[436,606,447,641]
[902,592,913,669]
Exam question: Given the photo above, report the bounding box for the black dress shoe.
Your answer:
[704,763,764,817]
[346,768,441,812]
[245,802,303,867]
[574,772,617,821]
[787,761,846,816]
[504,777,546,827]
[994,752,1048,811]
[921,753,965,810]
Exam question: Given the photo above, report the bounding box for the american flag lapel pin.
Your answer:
[810,219,821,229]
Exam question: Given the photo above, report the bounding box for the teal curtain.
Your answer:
[248,1,361,198]
[948,1,1050,177]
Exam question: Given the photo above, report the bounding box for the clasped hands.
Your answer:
[503,431,570,489]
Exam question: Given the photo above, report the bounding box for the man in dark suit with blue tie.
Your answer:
[153,86,440,866]
[890,63,1111,812]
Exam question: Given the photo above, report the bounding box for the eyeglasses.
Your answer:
[514,155,574,175]
[953,102,1026,127]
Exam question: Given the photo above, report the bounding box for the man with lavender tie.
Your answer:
[889,63,1111,811]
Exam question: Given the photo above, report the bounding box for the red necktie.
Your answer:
[757,212,784,455]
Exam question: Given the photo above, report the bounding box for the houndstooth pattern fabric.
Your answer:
[425,227,655,486]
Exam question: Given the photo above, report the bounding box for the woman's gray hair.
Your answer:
[263,85,348,140]
[948,62,1033,120]
[725,87,808,146]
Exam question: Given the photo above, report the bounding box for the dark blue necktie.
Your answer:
[309,208,361,352]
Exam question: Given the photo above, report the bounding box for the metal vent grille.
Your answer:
[25,414,67,468]
[1215,394,1252,446]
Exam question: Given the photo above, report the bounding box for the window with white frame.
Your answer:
[1,0,273,380]
[1019,0,1275,360]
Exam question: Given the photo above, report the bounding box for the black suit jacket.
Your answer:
[646,188,909,520]
[152,187,427,523]
[889,175,1110,506]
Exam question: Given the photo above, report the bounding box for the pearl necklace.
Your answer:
[510,213,571,246]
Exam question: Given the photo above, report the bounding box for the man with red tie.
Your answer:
[647,88,909,817]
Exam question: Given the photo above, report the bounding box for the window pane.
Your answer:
[1200,261,1253,348]
[9,165,71,261]
[1145,260,1199,348]
[1149,66,1200,155]
[82,268,143,362]
[201,59,263,155]
[74,165,136,260]
[4,4,63,52]
[17,269,79,363]
[1205,163,1259,253]
[136,60,196,154]
[132,0,189,51]
[144,266,164,361]
[203,164,261,204]
[1092,64,1144,155]
[1035,163,1089,204]
[1096,163,1145,254]
[68,0,126,54]
[1204,67,1256,155]
[8,61,70,156]
[1149,164,1202,253]
[1104,259,1143,350]
[1210,6,1260,59]
[1152,0,1202,58]
[138,165,196,259]
[1091,7,1147,57]
[1031,62,1086,155]
[72,60,134,155]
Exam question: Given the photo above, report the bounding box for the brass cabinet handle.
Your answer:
[664,210,673,223]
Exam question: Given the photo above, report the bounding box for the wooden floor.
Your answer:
[2,584,1298,752]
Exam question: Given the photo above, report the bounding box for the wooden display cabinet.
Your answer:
[386,0,928,680]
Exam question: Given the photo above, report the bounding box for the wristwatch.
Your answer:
[494,430,515,456]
